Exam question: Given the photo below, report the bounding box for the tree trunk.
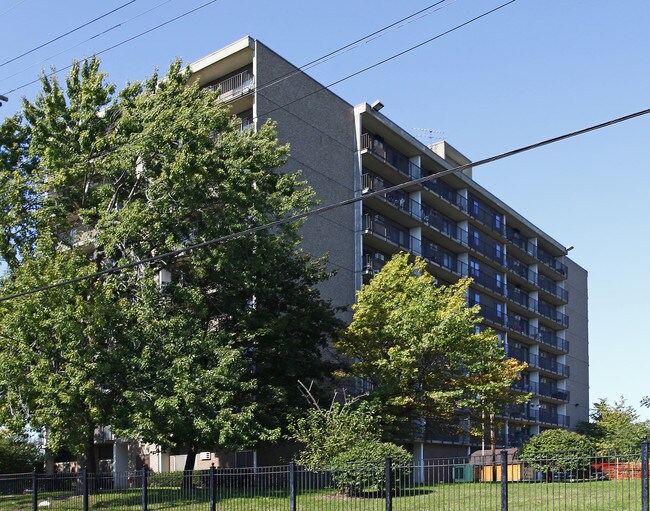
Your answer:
[181,445,196,490]
[490,413,497,482]
[84,427,97,475]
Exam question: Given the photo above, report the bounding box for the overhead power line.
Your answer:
[256,0,516,121]
[0,1,137,68]
[1,105,649,303]
[2,0,221,96]
[0,0,174,86]
[255,0,455,94]
[0,0,27,17]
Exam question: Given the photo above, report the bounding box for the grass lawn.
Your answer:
[0,480,642,510]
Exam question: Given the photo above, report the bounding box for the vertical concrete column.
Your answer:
[413,442,425,484]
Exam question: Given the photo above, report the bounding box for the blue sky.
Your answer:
[1,0,649,420]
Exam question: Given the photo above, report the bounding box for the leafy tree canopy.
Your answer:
[0,57,342,471]
[577,398,650,455]
[0,430,43,474]
[336,253,526,438]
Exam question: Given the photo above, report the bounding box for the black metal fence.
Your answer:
[1,443,649,510]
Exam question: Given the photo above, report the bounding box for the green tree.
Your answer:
[336,253,526,440]
[288,384,410,495]
[577,398,650,455]
[519,429,595,476]
[0,430,43,474]
[0,58,341,473]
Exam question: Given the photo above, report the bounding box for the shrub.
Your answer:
[329,441,411,496]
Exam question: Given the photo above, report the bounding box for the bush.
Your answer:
[329,441,411,496]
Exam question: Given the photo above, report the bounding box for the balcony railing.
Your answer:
[363,251,387,275]
[470,300,505,326]
[534,354,570,377]
[467,229,504,264]
[505,283,529,308]
[505,226,536,257]
[421,177,468,211]
[468,196,504,236]
[206,69,254,102]
[537,246,568,277]
[361,132,415,178]
[538,273,569,302]
[363,213,410,250]
[505,312,535,339]
[469,267,505,296]
[538,300,569,328]
[537,328,569,352]
[505,255,537,284]
[538,382,570,402]
[362,173,411,214]
[507,405,569,427]
[420,239,463,276]
[538,410,570,427]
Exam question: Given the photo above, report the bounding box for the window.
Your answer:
[469,260,480,277]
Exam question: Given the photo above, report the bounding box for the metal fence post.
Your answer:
[83,469,89,511]
[209,464,216,511]
[289,461,296,511]
[31,469,37,511]
[500,450,508,511]
[642,440,648,511]
[141,464,148,511]
[385,456,393,511]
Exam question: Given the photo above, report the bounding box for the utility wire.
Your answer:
[256,0,516,121]
[0,1,137,68]
[0,0,27,17]
[0,0,174,86]
[2,105,649,303]
[2,0,221,96]
[254,0,454,94]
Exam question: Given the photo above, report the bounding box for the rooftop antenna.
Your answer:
[414,128,444,144]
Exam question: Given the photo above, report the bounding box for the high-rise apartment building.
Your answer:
[185,36,589,461]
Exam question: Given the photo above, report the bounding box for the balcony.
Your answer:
[537,328,569,353]
[363,213,410,250]
[362,173,411,214]
[469,267,505,296]
[361,132,414,179]
[537,246,568,277]
[512,379,537,394]
[505,226,536,257]
[420,240,463,276]
[470,300,505,326]
[506,344,530,365]
[467,229,504,265]
[505,283,529,309]
[421,176,468,212]
[505,255,537,285]
[538,410,570,427]
[538,382,570,402]
[538,300,569,328]
[535,354,569,377]
[505,313,535,339]
[538,273,569,302]
[468,196,504,236]
[363,251,387,276]
[206,69,254,103]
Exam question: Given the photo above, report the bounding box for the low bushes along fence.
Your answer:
[1,442,649,511]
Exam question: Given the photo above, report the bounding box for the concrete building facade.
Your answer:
[181,36,589,466]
